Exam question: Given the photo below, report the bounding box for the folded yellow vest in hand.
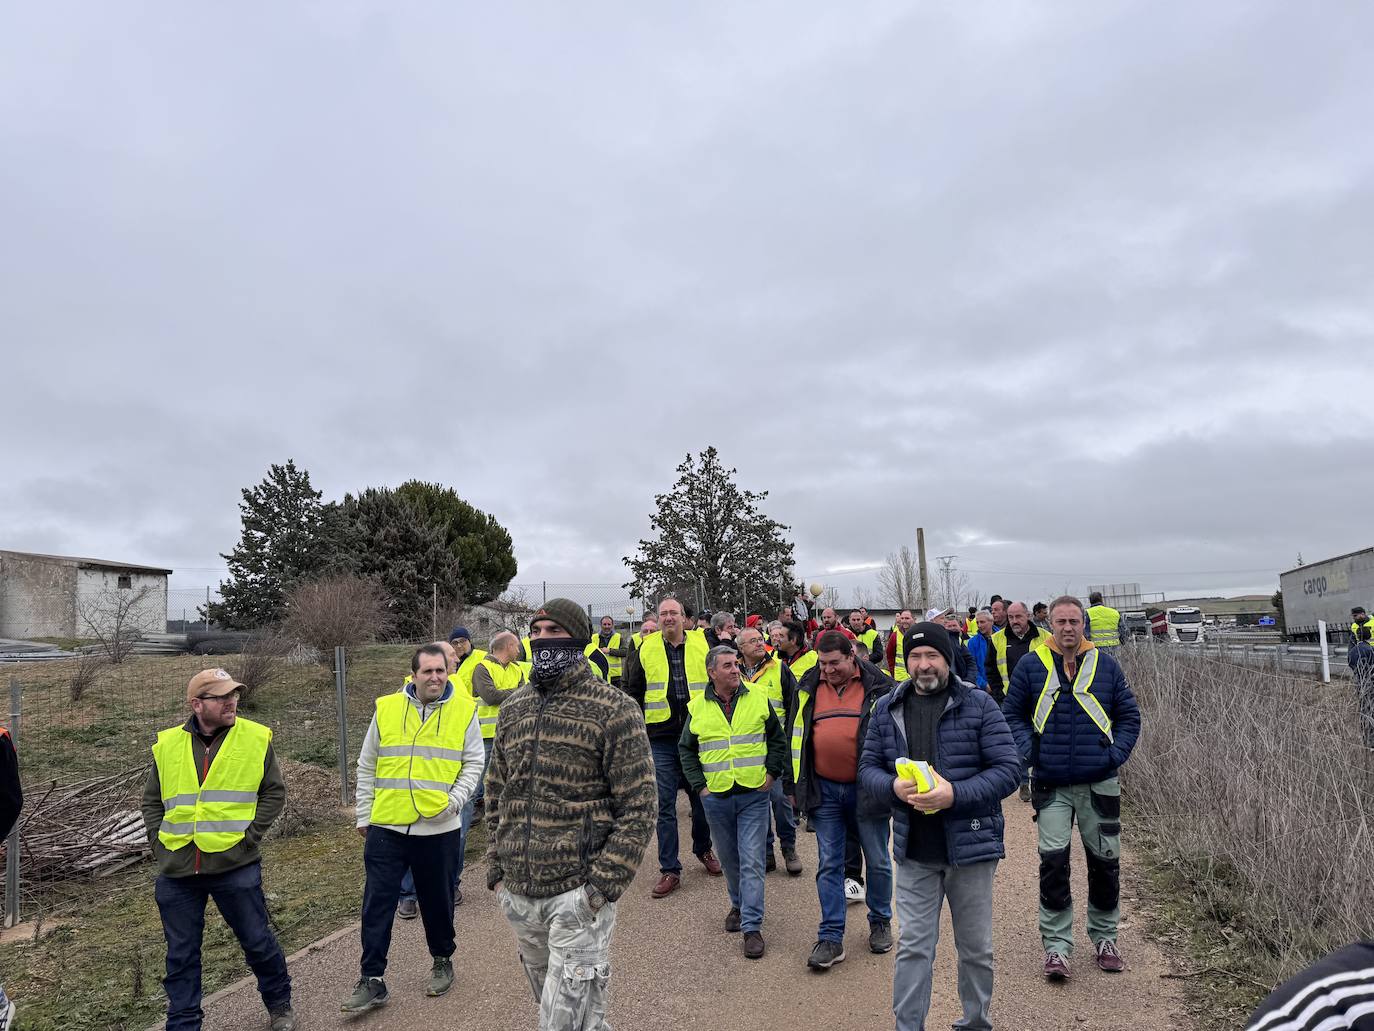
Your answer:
[896,757,941,815]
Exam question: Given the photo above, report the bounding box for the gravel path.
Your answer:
[199,798,1192,1030]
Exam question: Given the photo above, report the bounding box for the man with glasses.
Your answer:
[141,669,295,1031]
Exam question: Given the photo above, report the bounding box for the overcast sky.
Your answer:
[3,2,1369,613]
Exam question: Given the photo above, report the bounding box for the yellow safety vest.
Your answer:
[453,649,488,701]
[892,630,910,682]
[788,650,818,682]
[790,687,812,782]
[630,632,643,649]
[990,627,1052,686]
[582,640,611,681]
[687,685,770,793]
[370,690,475,825]
[517,659,533,680]
[589,632,623,678]
[1351,620,1374,641]
[1087,605,1122,647]
[154,717,271,854]
[854,628,879,655]
[475,656,525,740]
[521,636,533,663]
[1030,646,1113,741]
[636,630,709,724]
[966,617,977,636]
[746,656,787,715]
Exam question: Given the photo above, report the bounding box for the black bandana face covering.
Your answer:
[531,639,582,686]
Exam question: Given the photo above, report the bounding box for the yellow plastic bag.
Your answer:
[895,757,941,815]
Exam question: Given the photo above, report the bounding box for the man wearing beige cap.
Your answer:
[140,668,293,1031]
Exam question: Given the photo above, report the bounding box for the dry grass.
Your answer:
[1122,647,1374,1017]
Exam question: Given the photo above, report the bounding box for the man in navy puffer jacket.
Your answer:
[1003,595,1140,983]
[859,622,1021,1031]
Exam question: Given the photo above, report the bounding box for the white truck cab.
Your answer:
[1167,606,1206,644]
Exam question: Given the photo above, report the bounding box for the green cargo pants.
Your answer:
[1032,776,1121,958]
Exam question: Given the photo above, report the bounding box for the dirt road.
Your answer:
[199,798,1191,1030]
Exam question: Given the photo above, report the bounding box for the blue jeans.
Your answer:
[650,737,712,874]
[764,778,797,852]
[701,788,771,933]
[154,861,291,1031]
[812,777,893,943]
[399,801,472,903]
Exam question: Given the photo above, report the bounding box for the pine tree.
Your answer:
[623,447,795,615]
[209,460,329,628]
[394,480,517,604]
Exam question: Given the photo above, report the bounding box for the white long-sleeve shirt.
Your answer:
[355,683,485,834]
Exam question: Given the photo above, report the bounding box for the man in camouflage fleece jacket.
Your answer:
[486,597,656,1031]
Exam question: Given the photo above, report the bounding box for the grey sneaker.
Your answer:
[427,956,454,997]
[807,939,846,971]
[869,920,893,954]
[341,977,389,1013]
[782,846,803,876]
[269,1004,297,1031]
[396,897,419,920]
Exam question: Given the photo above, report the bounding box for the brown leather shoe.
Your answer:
[651,873,681,898]
[698,850,723,876]
[742,931,765,959]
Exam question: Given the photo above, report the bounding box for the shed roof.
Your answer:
[0,550,173,575]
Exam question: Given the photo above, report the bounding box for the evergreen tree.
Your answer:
[209,460,329,628]
[623,447,795,615]
[394,480,517,604]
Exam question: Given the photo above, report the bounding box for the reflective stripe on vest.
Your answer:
[687,686,771,793]
[746,657,786,713]
[893,632,910,682]
[1030,647,1113,742]
[370,690,476,825]
[636,630,709,724]
[153,717,271,854]
[475,657,525,740]
[790,689,811,782]
[1087,605,1122,647]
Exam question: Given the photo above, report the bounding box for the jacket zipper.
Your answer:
[523,692,547,886]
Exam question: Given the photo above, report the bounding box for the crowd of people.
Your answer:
[4,590,1366,1030]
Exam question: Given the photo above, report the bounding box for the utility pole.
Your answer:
[916,528,930,613]
[431,583,438,642]
[936,555,956,610]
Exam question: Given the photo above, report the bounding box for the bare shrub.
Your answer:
[1122,647,1374,988]
[77,585,157,664]
[233,634,292,704]
[68,652,105,702]
[282,574,391,656]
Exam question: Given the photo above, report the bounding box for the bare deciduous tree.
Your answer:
[234,634,293,704]
[78,585,156,664]
[878,547,921,610]
[282,574,392,656]
[851,586,875,611]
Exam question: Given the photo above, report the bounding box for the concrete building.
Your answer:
[0,550,171,640]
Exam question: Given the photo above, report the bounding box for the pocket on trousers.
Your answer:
[1090,778,1121,820]
[1030,782,1056,812]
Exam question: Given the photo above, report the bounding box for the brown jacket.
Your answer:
[140,715,286,878]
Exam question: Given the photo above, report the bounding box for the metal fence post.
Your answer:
[5,677,20,928]
[334,647,351,807]
[1318,620,1331,683]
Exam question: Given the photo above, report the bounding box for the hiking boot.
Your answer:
[725,907,741,933]
[869,920,893,954]
[1095,939,1125,973]
[844,877,864,905]
[427,956,454,997]
[1044,951,1071,981]
[699,850,723,876]
[1019,782,1032,802]
[807,939,846,971]
[765,848,777,872]
[269,1004,297,1031]
[782,846,803,876]
[341,977,389,1013]
[651,873,681,898]
[396,897,419,920]
[743,931,766,959]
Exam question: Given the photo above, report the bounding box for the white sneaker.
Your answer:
[844,877,863,904]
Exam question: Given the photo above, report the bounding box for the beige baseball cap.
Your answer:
[186,668,243,703]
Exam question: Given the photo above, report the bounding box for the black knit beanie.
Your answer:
[904,621,955,670]
[530,598,592,645]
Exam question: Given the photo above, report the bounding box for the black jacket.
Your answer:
[788,658,894,817]
[0,729,21,840]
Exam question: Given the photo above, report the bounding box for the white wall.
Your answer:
[74,567,168,637]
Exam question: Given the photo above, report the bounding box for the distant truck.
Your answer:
[1125,610,1165,639]
[1167,606,1206,644]
[1279,547,1374,642]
